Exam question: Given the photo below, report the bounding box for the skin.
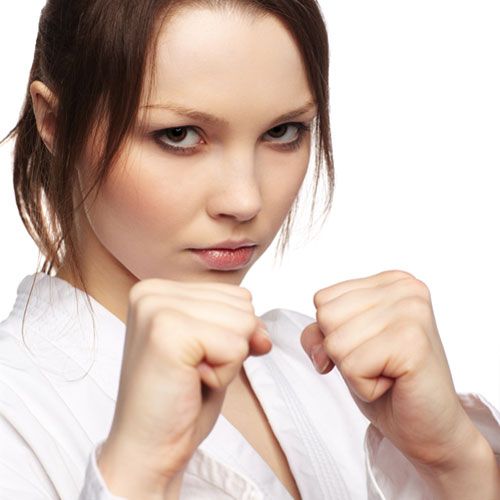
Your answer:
[33,7,316,322]
[302,270,500,498]
[31,4,315,389]
[29,5,499,500]
[30,6,314,498]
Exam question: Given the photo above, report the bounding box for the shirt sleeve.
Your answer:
[78,439,127,500]
[0,413,56,499]
[0,410,126,500]
[364,392,500,499]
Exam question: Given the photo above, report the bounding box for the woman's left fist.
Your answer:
[301,269,479,469]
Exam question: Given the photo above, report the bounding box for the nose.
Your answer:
[206,149,262,223]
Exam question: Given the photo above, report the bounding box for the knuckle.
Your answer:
[338,354,356,379]
[395,276,430,299]
[131,294,157,324]
[313,288,328,308]
[147,314,169,350]
[234,337,250,360]
[384,269,416,280]
[315,306,330,329]
[240,313,258,334]
[237,287,253,301]
[149,309,179,338]
[412,279,431,300]
[241,299,255,314]
[235,339,250,359]
[148,310,168,336]
[399,322,428,350]
[395,295,430,318]
[147,310,185,356]
[323,330,345,360]
[400,326,430,372]
[129,278,175,303]
[128,281,149,304]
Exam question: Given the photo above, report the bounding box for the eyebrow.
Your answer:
[140,100,317,127]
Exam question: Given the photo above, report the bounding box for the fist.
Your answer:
[301,270,474,468]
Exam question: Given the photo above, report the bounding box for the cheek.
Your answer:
[81,145,192,268]
[262,146,310,223]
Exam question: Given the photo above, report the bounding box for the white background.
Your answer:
[0,1,499,408]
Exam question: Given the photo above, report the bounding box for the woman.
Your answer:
[0,1,498,498]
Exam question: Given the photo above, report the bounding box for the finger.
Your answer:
[175,287,255,312]
[313,269,415,306]
[336,332,396,403]
[313,276,425,349]
[179,280,254,300]
[316,287,382,334]
[139,296,257,335]
[133,278,254,303]
[197,320,272,387]
[322,303,391,363]
[131,291,254,323]
[319,290,438,367]
[131,276,255,312]
[171,290,255,314]
[187,327,249,389]
[173,286,256,310]
[335,323,431,403]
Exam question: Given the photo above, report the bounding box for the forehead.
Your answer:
[143,7,313,121]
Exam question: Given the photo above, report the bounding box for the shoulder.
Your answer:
[0,335,86,498]
[0,325,105,481]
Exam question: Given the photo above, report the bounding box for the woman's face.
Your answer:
[72,6,317,300]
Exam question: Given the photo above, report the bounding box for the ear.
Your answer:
[29,80,58,155]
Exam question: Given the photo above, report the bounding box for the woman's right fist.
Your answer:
[97,278,272,497]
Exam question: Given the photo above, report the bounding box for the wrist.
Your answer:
[412,426,500,500]
[97,439,185,500]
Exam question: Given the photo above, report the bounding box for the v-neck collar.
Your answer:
[8,273,340,499]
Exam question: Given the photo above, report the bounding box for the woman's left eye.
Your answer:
[151,122,311,155]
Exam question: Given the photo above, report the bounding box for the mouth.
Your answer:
[189,245,257,271]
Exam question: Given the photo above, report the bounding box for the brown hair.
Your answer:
[1,0,334,313]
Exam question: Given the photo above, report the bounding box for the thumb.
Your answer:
[300,322,324,356]
[248,318,273,357]
[300,322,335,374]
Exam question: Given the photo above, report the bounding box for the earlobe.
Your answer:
[29,80,58,155]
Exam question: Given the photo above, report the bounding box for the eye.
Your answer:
[265,123,304,142]
[151,121,311,155]
[152,127,202,155]
[263,122,312,152]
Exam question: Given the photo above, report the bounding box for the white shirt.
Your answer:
[0,273,498,499]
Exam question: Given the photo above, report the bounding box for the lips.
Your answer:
[193,239,257,250]
[190,246,256,270]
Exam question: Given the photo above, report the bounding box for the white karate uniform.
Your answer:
[0,273,498,499]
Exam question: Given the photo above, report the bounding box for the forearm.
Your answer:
[413,429,500,500]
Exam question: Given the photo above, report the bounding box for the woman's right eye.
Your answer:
[152,127,202,155]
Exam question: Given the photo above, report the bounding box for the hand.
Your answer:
[98,278,272,497]
[301,269,479,470]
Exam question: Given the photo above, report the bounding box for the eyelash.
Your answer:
[151,122,312,156]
